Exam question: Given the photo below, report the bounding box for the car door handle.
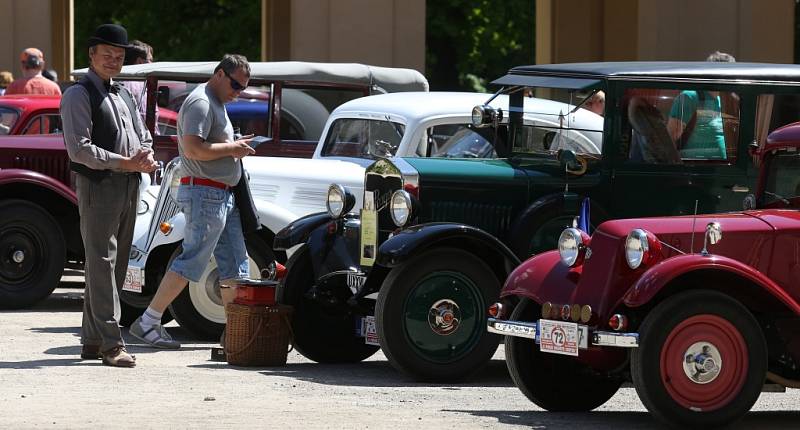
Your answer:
[729,185,749,193]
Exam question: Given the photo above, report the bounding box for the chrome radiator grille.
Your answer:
[144,160,182,251]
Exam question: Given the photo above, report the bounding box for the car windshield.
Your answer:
[763,149,800,208]
[321,118,405,159]
[511,88,605,156]
[0,107,19,135]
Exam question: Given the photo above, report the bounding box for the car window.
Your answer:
[281,87,363,141]
[755,94,800,148]
[513,118,603,156]
[22,114,62,135]
[425,124,497,158]
[620,88,740,164]
[763,150,800,207]
[0,107,19,135]
[321,118,404,159]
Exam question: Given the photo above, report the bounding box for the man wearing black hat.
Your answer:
[60,23,158,368]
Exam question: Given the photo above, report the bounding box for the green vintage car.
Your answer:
[274,62,800,381]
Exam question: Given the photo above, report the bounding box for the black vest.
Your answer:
[68,77,139,181]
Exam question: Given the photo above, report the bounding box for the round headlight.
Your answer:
[558,228,588,267]
[326,184,347,218]
[471,105,487,126]
[625,229,651,269]
[390,190,413,227]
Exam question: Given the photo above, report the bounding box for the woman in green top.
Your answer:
[667,90,726,159]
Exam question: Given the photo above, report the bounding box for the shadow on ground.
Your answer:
[447,409,800,429]
[189,358,512,388]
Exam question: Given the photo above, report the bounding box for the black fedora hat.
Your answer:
[88,24,132,49]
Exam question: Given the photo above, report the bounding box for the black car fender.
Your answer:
[273,212,333,250]
[506,192,610,259]
[376,222,521,283]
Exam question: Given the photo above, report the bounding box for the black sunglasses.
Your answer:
[223,70,246,91]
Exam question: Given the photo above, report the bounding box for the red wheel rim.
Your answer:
[660,314,748,411]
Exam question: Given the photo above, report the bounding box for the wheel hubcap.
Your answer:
[660,314,747,411]
[403,272,484,363]
[188,256,260,324]
[428,299,461,335]
[682,342,722,384]
[0,227,41,284]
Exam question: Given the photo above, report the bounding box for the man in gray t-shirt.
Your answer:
[130,54,255,349]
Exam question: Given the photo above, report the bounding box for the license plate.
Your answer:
[361,315,379,346]
[539,319,580,356]
[122,267,143,293]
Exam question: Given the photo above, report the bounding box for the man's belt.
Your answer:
[180,177,229,190]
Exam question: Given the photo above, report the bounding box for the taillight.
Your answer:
[608,314,628,331]
[487,302,503,318]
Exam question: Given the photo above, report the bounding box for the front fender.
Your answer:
[499,250,577,305]
[253,197,301,236]
[623,254,800,315]
[0,168,77,204]
[376,222,520,270]
[274,212,333,250]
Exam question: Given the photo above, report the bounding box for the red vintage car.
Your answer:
[487,122,800,427]
[0,94,178,136]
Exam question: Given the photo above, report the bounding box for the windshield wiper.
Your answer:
[764,191,791,205]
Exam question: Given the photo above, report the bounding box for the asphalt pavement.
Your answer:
[1,278,799,429]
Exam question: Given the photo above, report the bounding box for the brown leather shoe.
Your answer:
[102,346,136,368]
[80,344,102,360]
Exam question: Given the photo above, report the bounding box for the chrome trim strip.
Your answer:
[487,318,537,340]
[592,331,639,348]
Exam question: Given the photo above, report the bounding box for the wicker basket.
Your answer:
[224,302,294,366]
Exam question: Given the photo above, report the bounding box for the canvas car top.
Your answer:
[72,61,429,93]
[496,61,800,86]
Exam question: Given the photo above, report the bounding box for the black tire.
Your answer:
[275,245,379,363]
[631,290,767,428]
[0,200,65,309]
[506,298,621,411]
[375,247,501,381]
[169,235,274,340]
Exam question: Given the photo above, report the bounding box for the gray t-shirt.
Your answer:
[177,83,241,185]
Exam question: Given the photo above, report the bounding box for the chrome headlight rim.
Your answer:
[558,227,588,267]
[625,228,651,269]
[389,189,413,227]
[326,183,349,219]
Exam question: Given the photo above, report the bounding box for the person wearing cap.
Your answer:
[5,48,61,95]
[130,54,255,350]
[0,70,12,95]
[60,23,158,368]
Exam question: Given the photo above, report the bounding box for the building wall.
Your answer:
[538,0,794,64]
[0,0,54,79]
[265,0,425,73]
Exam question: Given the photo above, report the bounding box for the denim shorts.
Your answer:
[169,184,250,283]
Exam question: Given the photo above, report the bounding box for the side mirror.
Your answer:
[157,86,170,108]
[701,222,722,255]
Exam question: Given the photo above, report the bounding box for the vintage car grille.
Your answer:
[428,201,513,237]
[13,155,71,186]
[365,169,403,233]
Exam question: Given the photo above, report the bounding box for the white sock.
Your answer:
[140,307,163,328]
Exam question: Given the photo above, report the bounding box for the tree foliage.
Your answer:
[74,0,261,68]
[426,0,535,91]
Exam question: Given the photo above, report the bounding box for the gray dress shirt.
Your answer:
[61,69,153,172]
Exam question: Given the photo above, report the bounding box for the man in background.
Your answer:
[6,48,61,95]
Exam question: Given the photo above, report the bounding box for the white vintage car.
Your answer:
[129,90,604,338]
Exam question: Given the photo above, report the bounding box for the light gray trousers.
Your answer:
[76,172,139,352]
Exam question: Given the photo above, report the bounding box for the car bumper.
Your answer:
[487,317,639,348]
